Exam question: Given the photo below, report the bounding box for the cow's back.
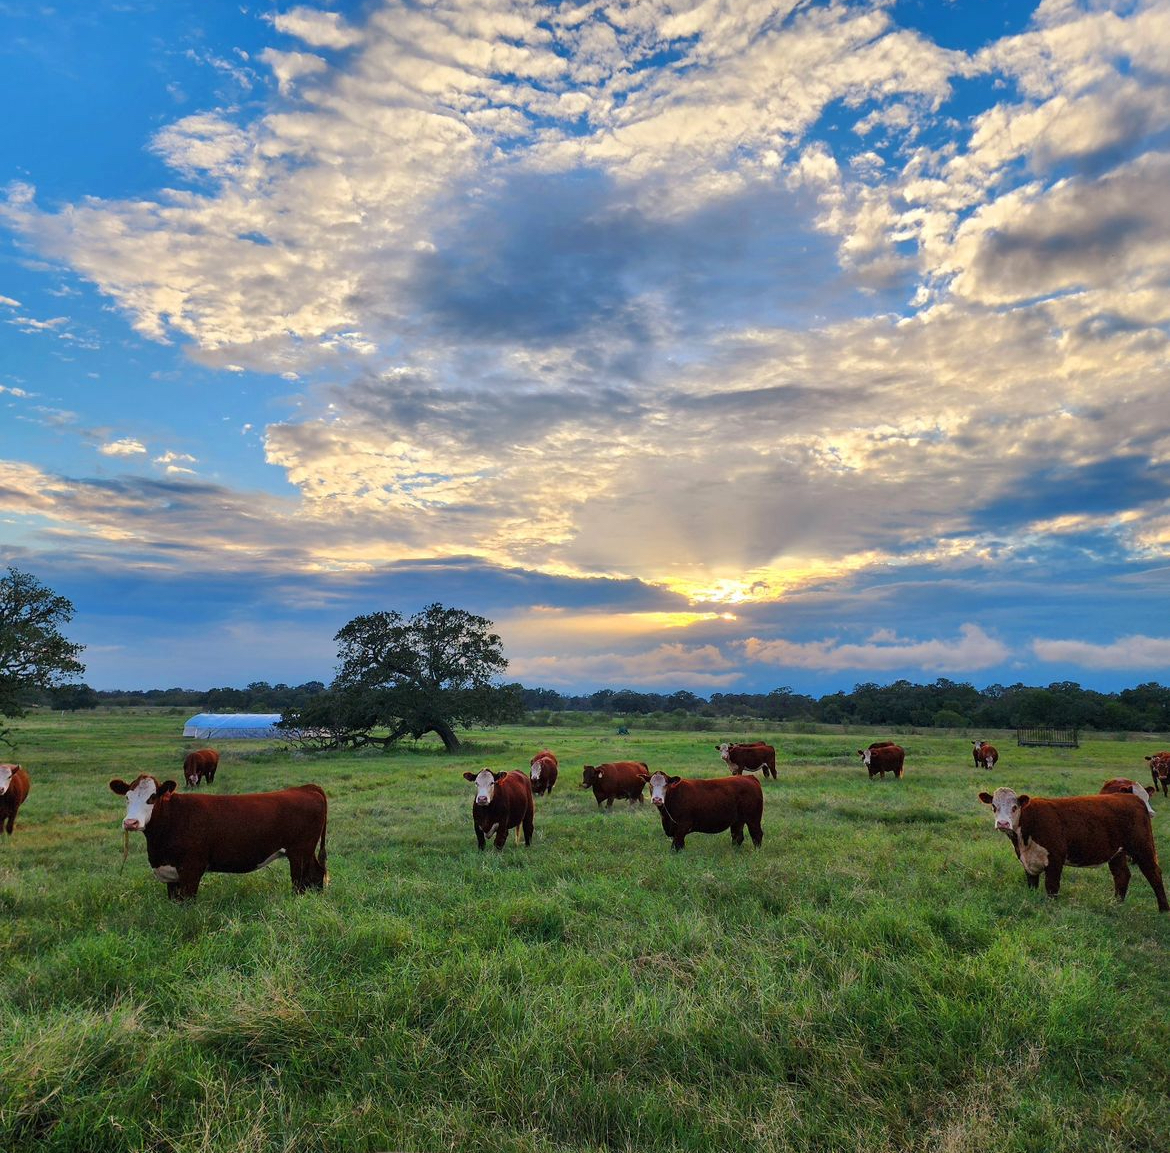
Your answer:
[1022,794,1154,864]
[671,775,763,831]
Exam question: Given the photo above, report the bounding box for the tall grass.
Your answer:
[1,715,1168,1151]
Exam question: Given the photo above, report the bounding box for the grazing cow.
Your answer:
[978,786,1168,910]
[529,751,559,796]
[716,742,777,779]
[581,762,650,807]
[463,769,534,850]
[1100,778,1155,817]
[648,771,764,852]
[109,774,328,900]
[972,741,998,771]
[1145,752,1170,798]
[183,748,219,788]
[0,764,30,836]
[856,743,905,779]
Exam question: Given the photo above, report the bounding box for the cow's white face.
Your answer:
[0,764,15,794]
[649,771,671,806]
[717,743,731,762]
[469,768,497,806]
[980,786,1023,833]
[530,761,544,782]
[119,775,162,831]
[861,748,872,767]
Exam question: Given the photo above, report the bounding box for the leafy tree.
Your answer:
[284,603,522,752]
[0,567,86,739]
[48,682,100,712]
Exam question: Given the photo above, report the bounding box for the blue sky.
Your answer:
[3,0,1170,696]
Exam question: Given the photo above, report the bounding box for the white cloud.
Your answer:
[98,438,147,457]
[512,643,742,689]
[1032,635,1170,669]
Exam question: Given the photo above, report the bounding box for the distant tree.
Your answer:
[0,567,86,739]
[48,682,100,712]
[283,603,522,752]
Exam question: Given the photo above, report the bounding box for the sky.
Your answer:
[2,0,1170,697]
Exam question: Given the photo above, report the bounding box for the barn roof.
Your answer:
[182,713,286,739]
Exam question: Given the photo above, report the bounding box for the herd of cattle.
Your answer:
[2,741,1170,911]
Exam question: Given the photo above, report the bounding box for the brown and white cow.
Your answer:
[648,771,764,852]
[1100,778,1155,817]
[972,740,998,771]
[463,769,534,850]
[109,774,328,900]
[978,786,1168,910]
[183,748,219,788]
[856,742,905,779]
[1145,752,1170,798]
[529,751,559,796]
[716,742,777,779]
[0,763,30,836]
[581,762,650,807]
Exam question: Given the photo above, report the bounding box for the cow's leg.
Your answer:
[475,823,486,851]
[730,821,745,846]
[522,810,533,846]
[1107,851,1131,902]
[1043,853,1066,898]
[671,822,691,851]
[1026,871,1040,890]
[748,820,764,848]
[166,881,181,900]
[4,815,12,835]
[606,797,614,809]
[176,866,204,900]
[1132,851,1170,912]
[494,822,510,850]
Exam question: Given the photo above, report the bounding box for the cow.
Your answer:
[648,771,764,852]
[463,769,534,850]
[529,750,559,796]
[0,763,30,836]
[972,740,998,771]
[109,774,328,900]
[977,786,1168,911]
[1100,778,1156,817]
[1145,752,1170,798]
[716,742,777,779]
[183,748,219,788]
[581,762,650,807]
[856,742,905,779]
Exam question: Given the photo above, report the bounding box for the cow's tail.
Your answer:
[316,806,329,885]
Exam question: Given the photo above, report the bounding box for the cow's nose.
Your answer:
[475,797,489,805]
[996,820,1011,830]
[123,818,140,830]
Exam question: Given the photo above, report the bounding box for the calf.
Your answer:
[1145,752,1170,798]
[183,748,219,787]
[1100,778,1155,817]
[648,771,764,852]
[978,786,1168,910]
[972,740,998,771]
[109,774,327,900]
[529,751,559,796]
[464,769,534,850]
[716,742,777,779]
[857,743,905,779]
[581,762,650,807]
[0,763,30,836]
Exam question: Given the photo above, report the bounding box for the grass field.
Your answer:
[2,713,1169,1153]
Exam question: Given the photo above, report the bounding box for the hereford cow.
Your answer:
[856,742,905,779]
[972,741,998,770]
[978,786,1168,910]
[1145,752,1170,798]
[529,751,559,796]
[581,762,650,807]
[1100,778,1155,817]
[183,748,219,788]
[0,763,30,836]
[109,774,328,900]
[463,769,534,850]
[716,742,777,779]
[648,771,764,852]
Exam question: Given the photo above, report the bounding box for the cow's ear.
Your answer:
[155,780,177,800]
[463,772,477,782]
[493,771,507,781]
[1017,794,1031,807]
[977,792,993,804]
[594,769,603,778]
[667,775,682,785]
[109,779,130,795]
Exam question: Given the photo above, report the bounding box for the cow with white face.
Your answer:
[529,753,558,796]
[648,769,764,852]
[462,769,534,851]
[0,763,31,836]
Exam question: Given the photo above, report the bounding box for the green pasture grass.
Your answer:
[2,715,1170,1152]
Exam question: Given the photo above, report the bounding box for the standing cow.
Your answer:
[716,742,777,779]
[1145,752,1170,798]
[581,762,650,807]
[529,750,559,796]
[857,742,905,779]
[183,748,219,787]
[110,774,328,900]
[1100,778,1155,817]
[978,786,1168,910]
[972,741,998,770]
[464,769,534,850]
[0,763,30,836]
[648,771,764,852]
